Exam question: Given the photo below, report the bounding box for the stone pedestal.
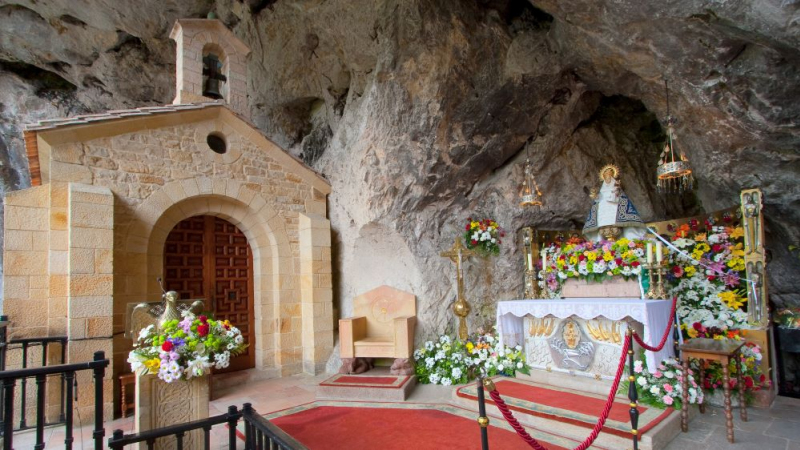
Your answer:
[135,374,209,450]
[561,277,641,298]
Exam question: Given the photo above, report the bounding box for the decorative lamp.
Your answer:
[519,142,543,207]
[656,79,694,194]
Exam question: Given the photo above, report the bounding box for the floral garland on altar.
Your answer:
[538,237,645,297]
[665,220,749,330]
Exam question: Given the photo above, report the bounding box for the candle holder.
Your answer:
[644,260,668,299]
[524,269,539,299]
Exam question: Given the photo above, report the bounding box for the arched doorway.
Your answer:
[162,215,255,372]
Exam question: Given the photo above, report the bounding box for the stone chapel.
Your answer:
[2,18,334,418]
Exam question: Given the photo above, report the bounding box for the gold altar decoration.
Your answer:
[741,188,768,327]
[586,319,622,344]
[656,79,694,194]
[441,237,476,340]
[520,227,540,298]
[644,260,668,299]
[127,286,204,339]
[518,142,543,208]
[528,317,555,338]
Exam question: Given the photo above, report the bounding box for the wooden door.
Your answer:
[163,215,255,372]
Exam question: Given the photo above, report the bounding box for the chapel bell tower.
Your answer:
[170,18,251,118]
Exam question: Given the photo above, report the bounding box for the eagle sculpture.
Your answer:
[127,281,205,340]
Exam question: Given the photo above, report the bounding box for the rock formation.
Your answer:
[0,0,798,357]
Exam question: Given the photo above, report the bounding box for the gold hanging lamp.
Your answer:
[657,79,694,194]
[519,141,543,208]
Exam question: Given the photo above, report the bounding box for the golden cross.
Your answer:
[440,237,475,340]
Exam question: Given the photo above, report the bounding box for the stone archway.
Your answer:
[117,177,293,375]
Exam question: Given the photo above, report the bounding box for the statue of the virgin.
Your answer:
[582,164,646,242]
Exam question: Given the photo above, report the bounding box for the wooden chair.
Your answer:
[679,338,747,443]
[119,373,136,418]
[339,286,416,375]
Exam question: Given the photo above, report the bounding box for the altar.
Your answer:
[497,298,675,379]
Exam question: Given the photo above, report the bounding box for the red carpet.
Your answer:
[457,379,673,437]
[319,374,411,389]
[269,405,570,450]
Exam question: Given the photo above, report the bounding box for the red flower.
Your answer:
[596,255,603,261]
[711,244,722,253]
[467,217,473,222]
[692,322,704,331]
[498,240,502,244]
[707,275,716,282]
[672,265,684,277]
[500,232,505,238]
[161,341,174,352]
[703,379,712,389]
[471,240,477,245]
[578,255,586,261]
[631,261,640,267]
[465,224,471,231]
[689,219,699,231]
[744,376,754,388]
[197,323,210,337]
[199,315,208,323]
[615,258,623,265]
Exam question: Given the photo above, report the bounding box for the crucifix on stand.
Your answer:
[441,237,476,340]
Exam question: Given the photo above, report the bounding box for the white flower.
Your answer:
[441,377,452,386]
[161,372,174,383]
[517,362,523,369]
[227,331,235,338]
[138,325,154,341]
[435,350,446,361]
[649,385,661,395]
[497,364,505,372]
[227,343,236,350]
[414,350,423,360]
[186,356,211,378]
[168,361,181,374]
[425,357,435,369]
[430,373,441,384]
[637,376,648,387]
[452,367,462,379]
[515,345,522,351]
[234,335,244,345]
[439,335,451,345]
[425,341,434,351]
[485,335,494,343]
[664,371,675,379]
[491,238,496,244]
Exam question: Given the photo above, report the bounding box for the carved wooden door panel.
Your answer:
[163,215,255,372]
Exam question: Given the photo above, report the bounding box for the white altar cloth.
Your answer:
[497,298,675,373]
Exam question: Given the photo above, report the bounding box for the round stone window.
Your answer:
[206,133,227,154]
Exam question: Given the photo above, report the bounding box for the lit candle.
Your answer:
[542,248,548,270]
[646,242,653,264]
[656,241,663,263]
[527,252,533,271]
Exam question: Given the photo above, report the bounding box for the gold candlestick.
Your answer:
[521,227,539,299]
[644,261,658,299]
[654,260,668,299]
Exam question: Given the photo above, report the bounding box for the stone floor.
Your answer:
[8,371,800,449]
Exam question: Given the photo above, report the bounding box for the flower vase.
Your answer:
[135,373,210,450]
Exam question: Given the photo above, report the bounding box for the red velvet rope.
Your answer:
[489,334,632,450]
[631,296,678,352]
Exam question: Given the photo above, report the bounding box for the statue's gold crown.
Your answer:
[598,164,620,182]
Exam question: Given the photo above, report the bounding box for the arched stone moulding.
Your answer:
[121,177,292,373]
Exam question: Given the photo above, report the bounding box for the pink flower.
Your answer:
[634,361,643,374]
[653,371,663,379]
[664,384,674,393]
[662,395,674,406]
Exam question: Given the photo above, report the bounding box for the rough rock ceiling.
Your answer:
[0,0,798,349]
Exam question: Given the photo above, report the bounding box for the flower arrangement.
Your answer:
[128,312,247,383]
[464,218,505,256]
[776,308,800,328]
[698,342,769,396]
[622,358,704,410]
[539,237,645,296]
[413,330,529,385]
[666,221,749,331]
[684,322,745,340]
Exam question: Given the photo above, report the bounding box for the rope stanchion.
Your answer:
[631,296,678,352]
[488,334,632,450]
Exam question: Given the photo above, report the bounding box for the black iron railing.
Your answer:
[0,350,109,450]
[108,402,306,450]
[3,335,69,431]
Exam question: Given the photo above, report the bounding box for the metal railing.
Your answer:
[0,350,109,450]
[108,402,306,450]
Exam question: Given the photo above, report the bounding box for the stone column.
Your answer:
[135,374,209,450]
[299,213,333,375]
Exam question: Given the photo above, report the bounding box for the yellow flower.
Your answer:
[727,258,745,272]
[569,256,578,265]
[466,342,474,352]
[144,358,161,371]
[471,221,479,229]
[718,291,745,309]
[684,266,696,277]
[730,227,744,239]
[713,334,725,341]
[695,233,707,242]
[687,327,698,338]
[602,252,613,262]
[616,238,630,247]
[585,251,596,261]
[695,243,710,253]
[691,250,704,260]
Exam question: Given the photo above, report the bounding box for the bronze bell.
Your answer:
[203,77,223,99]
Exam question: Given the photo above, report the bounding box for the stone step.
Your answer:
[451,376,692,450]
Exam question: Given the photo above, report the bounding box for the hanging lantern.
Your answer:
[657,79,694,194]
[519,142,543,208]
